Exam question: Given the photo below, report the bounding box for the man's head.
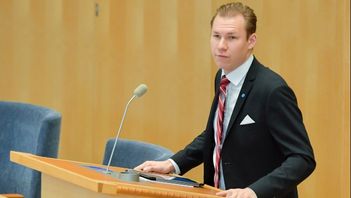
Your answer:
[210,2,257,73]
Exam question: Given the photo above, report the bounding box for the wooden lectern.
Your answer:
[10,151,220,198]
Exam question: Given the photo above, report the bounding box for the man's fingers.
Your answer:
[134,161,150,171]
[134,164,143,171]
[142,166,153,172]
[216,189,239,197]
[134,161,159,172]
[216,190,228,196]
[216,188,255,198]
[134,160,174,174]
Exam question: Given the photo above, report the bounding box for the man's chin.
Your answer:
[217,65,236,73]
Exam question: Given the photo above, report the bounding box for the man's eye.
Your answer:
[228,36,236,40]
[213,34,220,39]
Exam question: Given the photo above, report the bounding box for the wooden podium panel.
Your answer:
[10,151,220,198]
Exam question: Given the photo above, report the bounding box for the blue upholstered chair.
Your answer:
[103,138,173,169]
[0,101,61,198]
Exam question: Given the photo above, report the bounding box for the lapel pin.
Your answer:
[241,93,246,98]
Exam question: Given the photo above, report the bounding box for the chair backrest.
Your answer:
[102,138,174,169]
[0,101,61,198]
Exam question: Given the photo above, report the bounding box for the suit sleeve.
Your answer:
[170,131,206,175]
[249,85,316,197]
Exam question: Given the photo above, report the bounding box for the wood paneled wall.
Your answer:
[0,0,349,197]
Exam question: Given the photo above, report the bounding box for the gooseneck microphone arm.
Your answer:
[105,84,148,174]
[105,95,136,173]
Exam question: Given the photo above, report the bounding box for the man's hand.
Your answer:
[216,188,257,198]
[134,160,175,174]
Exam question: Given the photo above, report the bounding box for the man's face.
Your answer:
[210,15,256,73]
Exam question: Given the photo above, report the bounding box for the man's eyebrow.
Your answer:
[212,31,237,35]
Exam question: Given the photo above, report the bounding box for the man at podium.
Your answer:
[136,2,315,198]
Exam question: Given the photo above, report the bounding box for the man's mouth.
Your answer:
[216,54,229,58]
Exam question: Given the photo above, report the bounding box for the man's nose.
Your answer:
[218,38,228,50]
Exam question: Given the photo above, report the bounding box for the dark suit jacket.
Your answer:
[171,58,316,198]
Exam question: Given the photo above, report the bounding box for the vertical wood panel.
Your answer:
[0,0,349,197]
[248,1,350,197]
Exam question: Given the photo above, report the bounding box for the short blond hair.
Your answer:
[210,2,257,38]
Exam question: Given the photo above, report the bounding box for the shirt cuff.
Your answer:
[168,159,181,174]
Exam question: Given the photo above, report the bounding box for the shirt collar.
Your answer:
[221,55,254,86]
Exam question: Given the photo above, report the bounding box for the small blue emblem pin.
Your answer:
[241,93,246,98]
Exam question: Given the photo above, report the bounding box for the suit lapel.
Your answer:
[225,58,259,137]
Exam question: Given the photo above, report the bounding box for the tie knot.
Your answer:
[220,76,230,87]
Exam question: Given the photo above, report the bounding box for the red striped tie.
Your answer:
[214,76,230,188]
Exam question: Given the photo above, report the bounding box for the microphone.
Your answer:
[133,84,148,98]
[105,84,148,173]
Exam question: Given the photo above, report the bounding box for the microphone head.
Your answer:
[133,84,148,98]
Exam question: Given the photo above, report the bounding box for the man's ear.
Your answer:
[248,33,257,49]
